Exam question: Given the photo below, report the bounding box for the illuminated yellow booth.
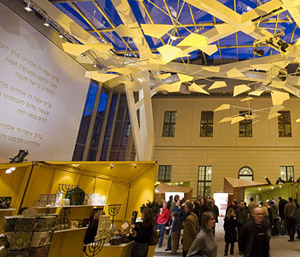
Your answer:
[0,161,156,257]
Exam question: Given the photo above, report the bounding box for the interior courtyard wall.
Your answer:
[152,96,300,198]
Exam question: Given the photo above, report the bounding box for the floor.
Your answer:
[154,218,300,257]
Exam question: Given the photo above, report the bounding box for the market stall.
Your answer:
[0,161,156,257]
[154,183,193,203]
[224,177,267,203]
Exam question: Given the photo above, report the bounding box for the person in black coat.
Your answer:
[129,207,155,257]
[240,207,270,257]
[223,208,237,257]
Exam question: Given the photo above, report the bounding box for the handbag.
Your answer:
[148,227,158,246]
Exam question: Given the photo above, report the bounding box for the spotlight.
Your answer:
[58,33,64,39]
[296,177,300,183]
[93,62,97,68]
[288,176,294,183]
[286,14,293,23]
[24,1,33,12]
[275,177,286,184]
[131,163,137,168]
[110,164,114,169]
[265,177,272,185]
[170,35,178,40]
[9,150,29,163]
[5,168,12,174]
[253,48,264,57]
[277,39,289,52]
[81,52,87,59]
[43,17,50,27]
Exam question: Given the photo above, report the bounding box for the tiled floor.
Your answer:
[154,218,300,257]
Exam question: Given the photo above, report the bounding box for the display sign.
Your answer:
[165,192,184,202]
[213,192,228,217]
[0,3,89,161]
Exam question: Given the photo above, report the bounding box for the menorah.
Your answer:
[108,204,121,226]
[84,238,106,257]
[58,184,79,194]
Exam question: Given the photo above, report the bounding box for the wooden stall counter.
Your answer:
[99,242,133,257]
[97,242,156,257]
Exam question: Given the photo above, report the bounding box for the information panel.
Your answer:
[0,3,89,161]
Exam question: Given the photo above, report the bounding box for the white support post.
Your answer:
[125,72,155,161]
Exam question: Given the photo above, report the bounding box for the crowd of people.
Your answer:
[127,195,300,257]
[155,195,300,257]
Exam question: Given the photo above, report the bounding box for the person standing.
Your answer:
[187,211,217,257]
[235,200,248,254]
[240,207,270,257]
[129,207,156,257]
[270,201,279,236]
[167,195,174,210]
[165,211,181,254]
[278,196,287,235]
[157,202,170,247]
[182,202,199,257]
[248,197,258,216]
[223,208,237,257]
[284,197,297,241]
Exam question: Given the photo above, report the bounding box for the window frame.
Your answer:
[278,111,292,137]
[158,165,172,183]
[162,111,177,137]
[238,166,254,181]
[239,111,252,137]
[200,111,214,137]
[197,166,212,197]
[280,166,294,181]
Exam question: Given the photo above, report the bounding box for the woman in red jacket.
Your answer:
[157,201,170,247]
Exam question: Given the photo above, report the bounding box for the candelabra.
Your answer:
[108,204,121,226]
[58,184,79,194]
[84,238,105,257]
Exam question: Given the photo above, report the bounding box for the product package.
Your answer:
[14,218,36,233]
[30,231,51,248]
[10,232,32,251]
[0,197,12,209]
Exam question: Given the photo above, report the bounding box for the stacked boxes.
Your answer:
[95,215,111,241]
[35,194,57,208]
[2,215,57,257]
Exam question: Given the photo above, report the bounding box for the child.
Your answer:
[224,208,237,257]
[170,211,180,254]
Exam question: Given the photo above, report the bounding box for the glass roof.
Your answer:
[48,0,298,64]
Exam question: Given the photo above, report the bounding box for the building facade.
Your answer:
[152,95,300,198]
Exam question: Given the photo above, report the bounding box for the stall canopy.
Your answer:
[224,177,267,202]
[154,183,193,202]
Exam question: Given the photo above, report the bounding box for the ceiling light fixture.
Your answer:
[43,17,50,27]
[253,47,264,57]
[24,1,33,12]
[81,52,87,59]
[131,163,137,168]
[6,168,12,174]
[93,62,97,68]
[110,164,114,169]
[58,32,64,39]
[10,150,29,163]
[170,35,177,40]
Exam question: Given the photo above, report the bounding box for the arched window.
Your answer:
[238,167,253,181]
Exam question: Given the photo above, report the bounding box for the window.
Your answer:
[162,111,177,137]
[198,166,212,197]
[158,165,172,183]
[278,111,292,137]
[238,167,253,181]
[280,166,294,181]
[239,111,252,137]
[200,111,214,137]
